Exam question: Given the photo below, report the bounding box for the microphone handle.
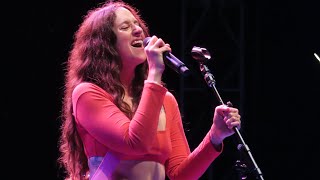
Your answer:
[164,52,190,76]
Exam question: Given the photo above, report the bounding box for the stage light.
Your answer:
[314,53,320,62]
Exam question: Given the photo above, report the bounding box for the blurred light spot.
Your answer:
[314,53,320,62]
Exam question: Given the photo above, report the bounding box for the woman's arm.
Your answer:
[73,82,167,155]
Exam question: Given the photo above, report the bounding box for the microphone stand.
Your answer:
[191,46,264,180]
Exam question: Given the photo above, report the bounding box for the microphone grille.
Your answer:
[143,37,151,47]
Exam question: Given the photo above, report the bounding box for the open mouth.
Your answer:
[131,40,143,48]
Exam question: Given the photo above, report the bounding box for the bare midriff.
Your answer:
[112,160,165,180]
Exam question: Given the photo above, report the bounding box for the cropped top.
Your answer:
[72,82,222,179]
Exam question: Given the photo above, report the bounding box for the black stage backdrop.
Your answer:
[3,0,319,180]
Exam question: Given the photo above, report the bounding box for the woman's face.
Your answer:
[113,7,146,69]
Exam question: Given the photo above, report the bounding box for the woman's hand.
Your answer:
[144,35,171,83]
[209,105,241,145]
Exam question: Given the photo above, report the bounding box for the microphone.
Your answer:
[143,37,190,76]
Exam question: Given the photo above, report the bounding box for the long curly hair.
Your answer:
[57,1,150,179]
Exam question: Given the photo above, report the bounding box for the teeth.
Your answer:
[132,40,143,45]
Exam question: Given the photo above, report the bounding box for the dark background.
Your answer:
[4,0,320,179]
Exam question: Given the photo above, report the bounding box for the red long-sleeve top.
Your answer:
[72,82,222,180]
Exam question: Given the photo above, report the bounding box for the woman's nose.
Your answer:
[132,24,143,35]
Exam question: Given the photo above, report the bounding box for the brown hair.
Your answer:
[57,1,150,179]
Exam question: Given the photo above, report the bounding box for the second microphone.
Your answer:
[143,37,190,77]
